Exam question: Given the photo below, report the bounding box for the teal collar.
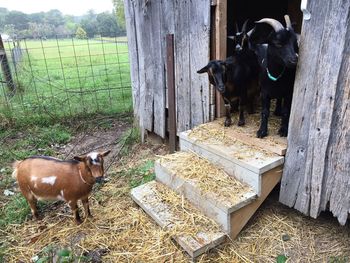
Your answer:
[266,66,285,81]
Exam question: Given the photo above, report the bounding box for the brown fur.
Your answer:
[12,150,110,224]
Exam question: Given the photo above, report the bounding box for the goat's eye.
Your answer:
[89,159,93,165]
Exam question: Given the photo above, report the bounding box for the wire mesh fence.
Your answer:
[0,34,132,122]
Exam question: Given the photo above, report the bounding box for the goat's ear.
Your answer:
[101,150,111,157]
[73,155,85,162]
[197,65,209,74]
[227,35,235,41]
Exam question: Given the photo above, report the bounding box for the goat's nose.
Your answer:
[95,176,104,184]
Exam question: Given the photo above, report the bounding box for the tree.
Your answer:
[75,26,87,39]
[5,11,29,30]
[80,10,97,38]
[112,0,126,34]
[96,12,119,37]
[3,24,15,38]
[44,9,64,27]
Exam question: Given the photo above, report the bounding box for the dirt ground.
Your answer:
[1,121,350,263]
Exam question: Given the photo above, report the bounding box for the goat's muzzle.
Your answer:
[287,56,298,67]
[217,85,225,93]
[95,176,104,184]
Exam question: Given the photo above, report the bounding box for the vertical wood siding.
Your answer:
[124,0,211,137]
[280,0,350,225]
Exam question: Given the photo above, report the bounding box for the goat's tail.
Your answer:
[11,161,21,179]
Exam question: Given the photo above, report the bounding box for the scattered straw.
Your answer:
[1,144,349,262]
[159,152,254,206]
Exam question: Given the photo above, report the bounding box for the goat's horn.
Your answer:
[247,29,254,37]
[284,14,292,29]
[255,18,284,32]
[242,19,249,33]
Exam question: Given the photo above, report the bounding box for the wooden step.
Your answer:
[131,181,226,258]
[155,152,257,233]
[179,126,284,195]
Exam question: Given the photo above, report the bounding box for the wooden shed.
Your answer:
[124,0,349,228]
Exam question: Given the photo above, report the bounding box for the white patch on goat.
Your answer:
[88,152,101,165]
[88,152,98,160]
[31,176,38,182]
[41,176,57,186]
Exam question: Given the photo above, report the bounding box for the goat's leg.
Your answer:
[81,197,92,218]
[69,200,82,224]
[238,91,248,126]
[231,99,239,113]
[224,99,232,127]
[257,94,270,138]
[26,194,39,220]
[278,97,291,137]
[274,98,282,116]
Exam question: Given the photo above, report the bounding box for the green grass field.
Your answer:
[0,37,132,124]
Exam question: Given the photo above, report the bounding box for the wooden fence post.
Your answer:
[166,34,177,153]
[0,34,16,95]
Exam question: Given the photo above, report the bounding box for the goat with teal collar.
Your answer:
[250,15,298,138]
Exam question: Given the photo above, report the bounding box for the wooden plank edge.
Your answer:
[156,160,257,215]
[225,129,287,156]
[131,181,226,258]
[175,232,226,258]
[229,165,283,239]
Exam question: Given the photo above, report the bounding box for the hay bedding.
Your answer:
[188,121,278,161]
[159,152,254,206]
[2,144,350,262]
[188,113,286,159]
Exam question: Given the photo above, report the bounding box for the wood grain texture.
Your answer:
[230,165,282,239]
[125,0,211,137]
[280,0,350,225]
[189,0,211,128]
[215,0,226,117]
[174,0,191,133]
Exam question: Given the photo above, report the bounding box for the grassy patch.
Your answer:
[0,123,72,190]
[0,38,132,121]
[120,160,155,188]
[0,194,31,227]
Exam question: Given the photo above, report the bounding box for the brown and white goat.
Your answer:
[12,150,111,224]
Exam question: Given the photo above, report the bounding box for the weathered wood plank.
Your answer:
[124,0,140,120]
[230,165,282,239]
[175,0,191,133]
[189,0,211,128]
[132,0,150,138]
[280,0,350,225]
[150,0,166,138]
[321,22,350,225]
[215,0,226,117]
[306,0,349,219]
[279,0,329,211]
[161,0,175,112]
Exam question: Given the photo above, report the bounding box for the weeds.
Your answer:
[120,160,155,188]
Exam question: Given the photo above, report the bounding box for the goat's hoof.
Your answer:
[257,129,268,138]
[238,120,245,126]
[278,127,288,137]
[224,119,232,127]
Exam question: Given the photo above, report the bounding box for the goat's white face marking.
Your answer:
[57,190,65,200]
[41,176,57,186]
[88,152,101,165]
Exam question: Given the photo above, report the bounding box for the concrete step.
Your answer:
[131,181,226,258]
[155,152,257,233]
[179,124,284,195]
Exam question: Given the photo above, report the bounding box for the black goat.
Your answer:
[251,15,298,138]
[197,22,259,127]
